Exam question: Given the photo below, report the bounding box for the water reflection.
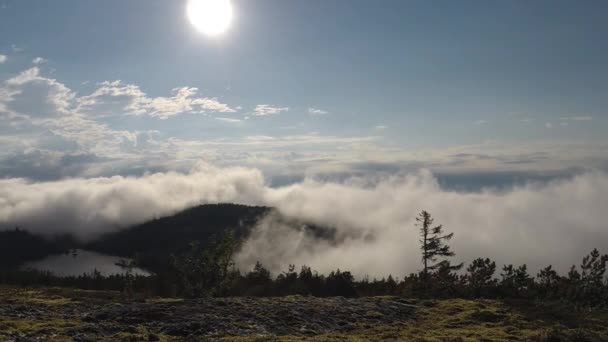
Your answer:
[23,249,150,277]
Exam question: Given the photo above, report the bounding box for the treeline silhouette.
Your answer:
[0,228,76,268]
[1,210,607,308]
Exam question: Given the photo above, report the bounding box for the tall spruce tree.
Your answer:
[415,210,462,284]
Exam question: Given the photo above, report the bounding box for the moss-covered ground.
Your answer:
[1,286,607,341]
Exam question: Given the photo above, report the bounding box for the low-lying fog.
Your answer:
[2,163,608,278]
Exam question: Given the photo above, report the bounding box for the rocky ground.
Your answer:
[1,286,608,341]
[0,287,415,341]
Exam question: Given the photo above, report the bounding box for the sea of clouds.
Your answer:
[1,162,608,278]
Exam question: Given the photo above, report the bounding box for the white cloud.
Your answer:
[145,87,236,118]
[48,115,137,156]
[2,66,608,192]
[1,66,608,277]
[240,134,377,147]
[245,170,608,277]
[2,67,75,117]
[0,67,385,178]
[5,67,42,86]
[215,117,243,123]
[474,120,488,125]
[0,68,141,159]
[0,163,266,240]
[0,164,607,278]
[308,107,328,115]
[32,57,48,65]
[77,81,236,119]
[253,104,289,116]
[0,55,6,63]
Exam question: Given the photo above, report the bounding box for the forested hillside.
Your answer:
[84,204,270,270]
[0,229,75,268]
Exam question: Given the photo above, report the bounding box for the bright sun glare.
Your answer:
[187,0,233,36]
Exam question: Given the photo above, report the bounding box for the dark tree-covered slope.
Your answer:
[0,229,75,268]
[2,203,332,272]
[85,203,271,271]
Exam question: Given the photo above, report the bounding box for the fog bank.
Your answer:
[1,164,608,277]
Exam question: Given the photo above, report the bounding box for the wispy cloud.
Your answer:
[560,116,593,121]
[32,57,48,65]
[375,125,387,130]
[474,120,488,125]
[253,104,289,116]
[0,55,6,64]
[308,107,328,116]
[215,117,243,124]
[544,117,592,128]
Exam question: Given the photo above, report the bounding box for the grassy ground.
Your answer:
[1,286,607,341]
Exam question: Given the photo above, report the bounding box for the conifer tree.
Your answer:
[579,248,608,303]
[415,210,462,285]
[500,264,532,296]
[466,257,497,297]
[537,265,560,298]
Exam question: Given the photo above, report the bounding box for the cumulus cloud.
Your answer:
[1,67,74,118]
[0,54,6,63]
[254,104,289,116]
[0,67,244,172]
[0,69,141,158]
[1,163,608,278]
[77,81,236,118]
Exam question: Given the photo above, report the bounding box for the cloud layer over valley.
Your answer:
[1,163,607,278]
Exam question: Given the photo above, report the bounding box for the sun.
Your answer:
[187,0,233,36]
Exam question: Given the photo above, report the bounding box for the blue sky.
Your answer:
[1,0,607,184]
